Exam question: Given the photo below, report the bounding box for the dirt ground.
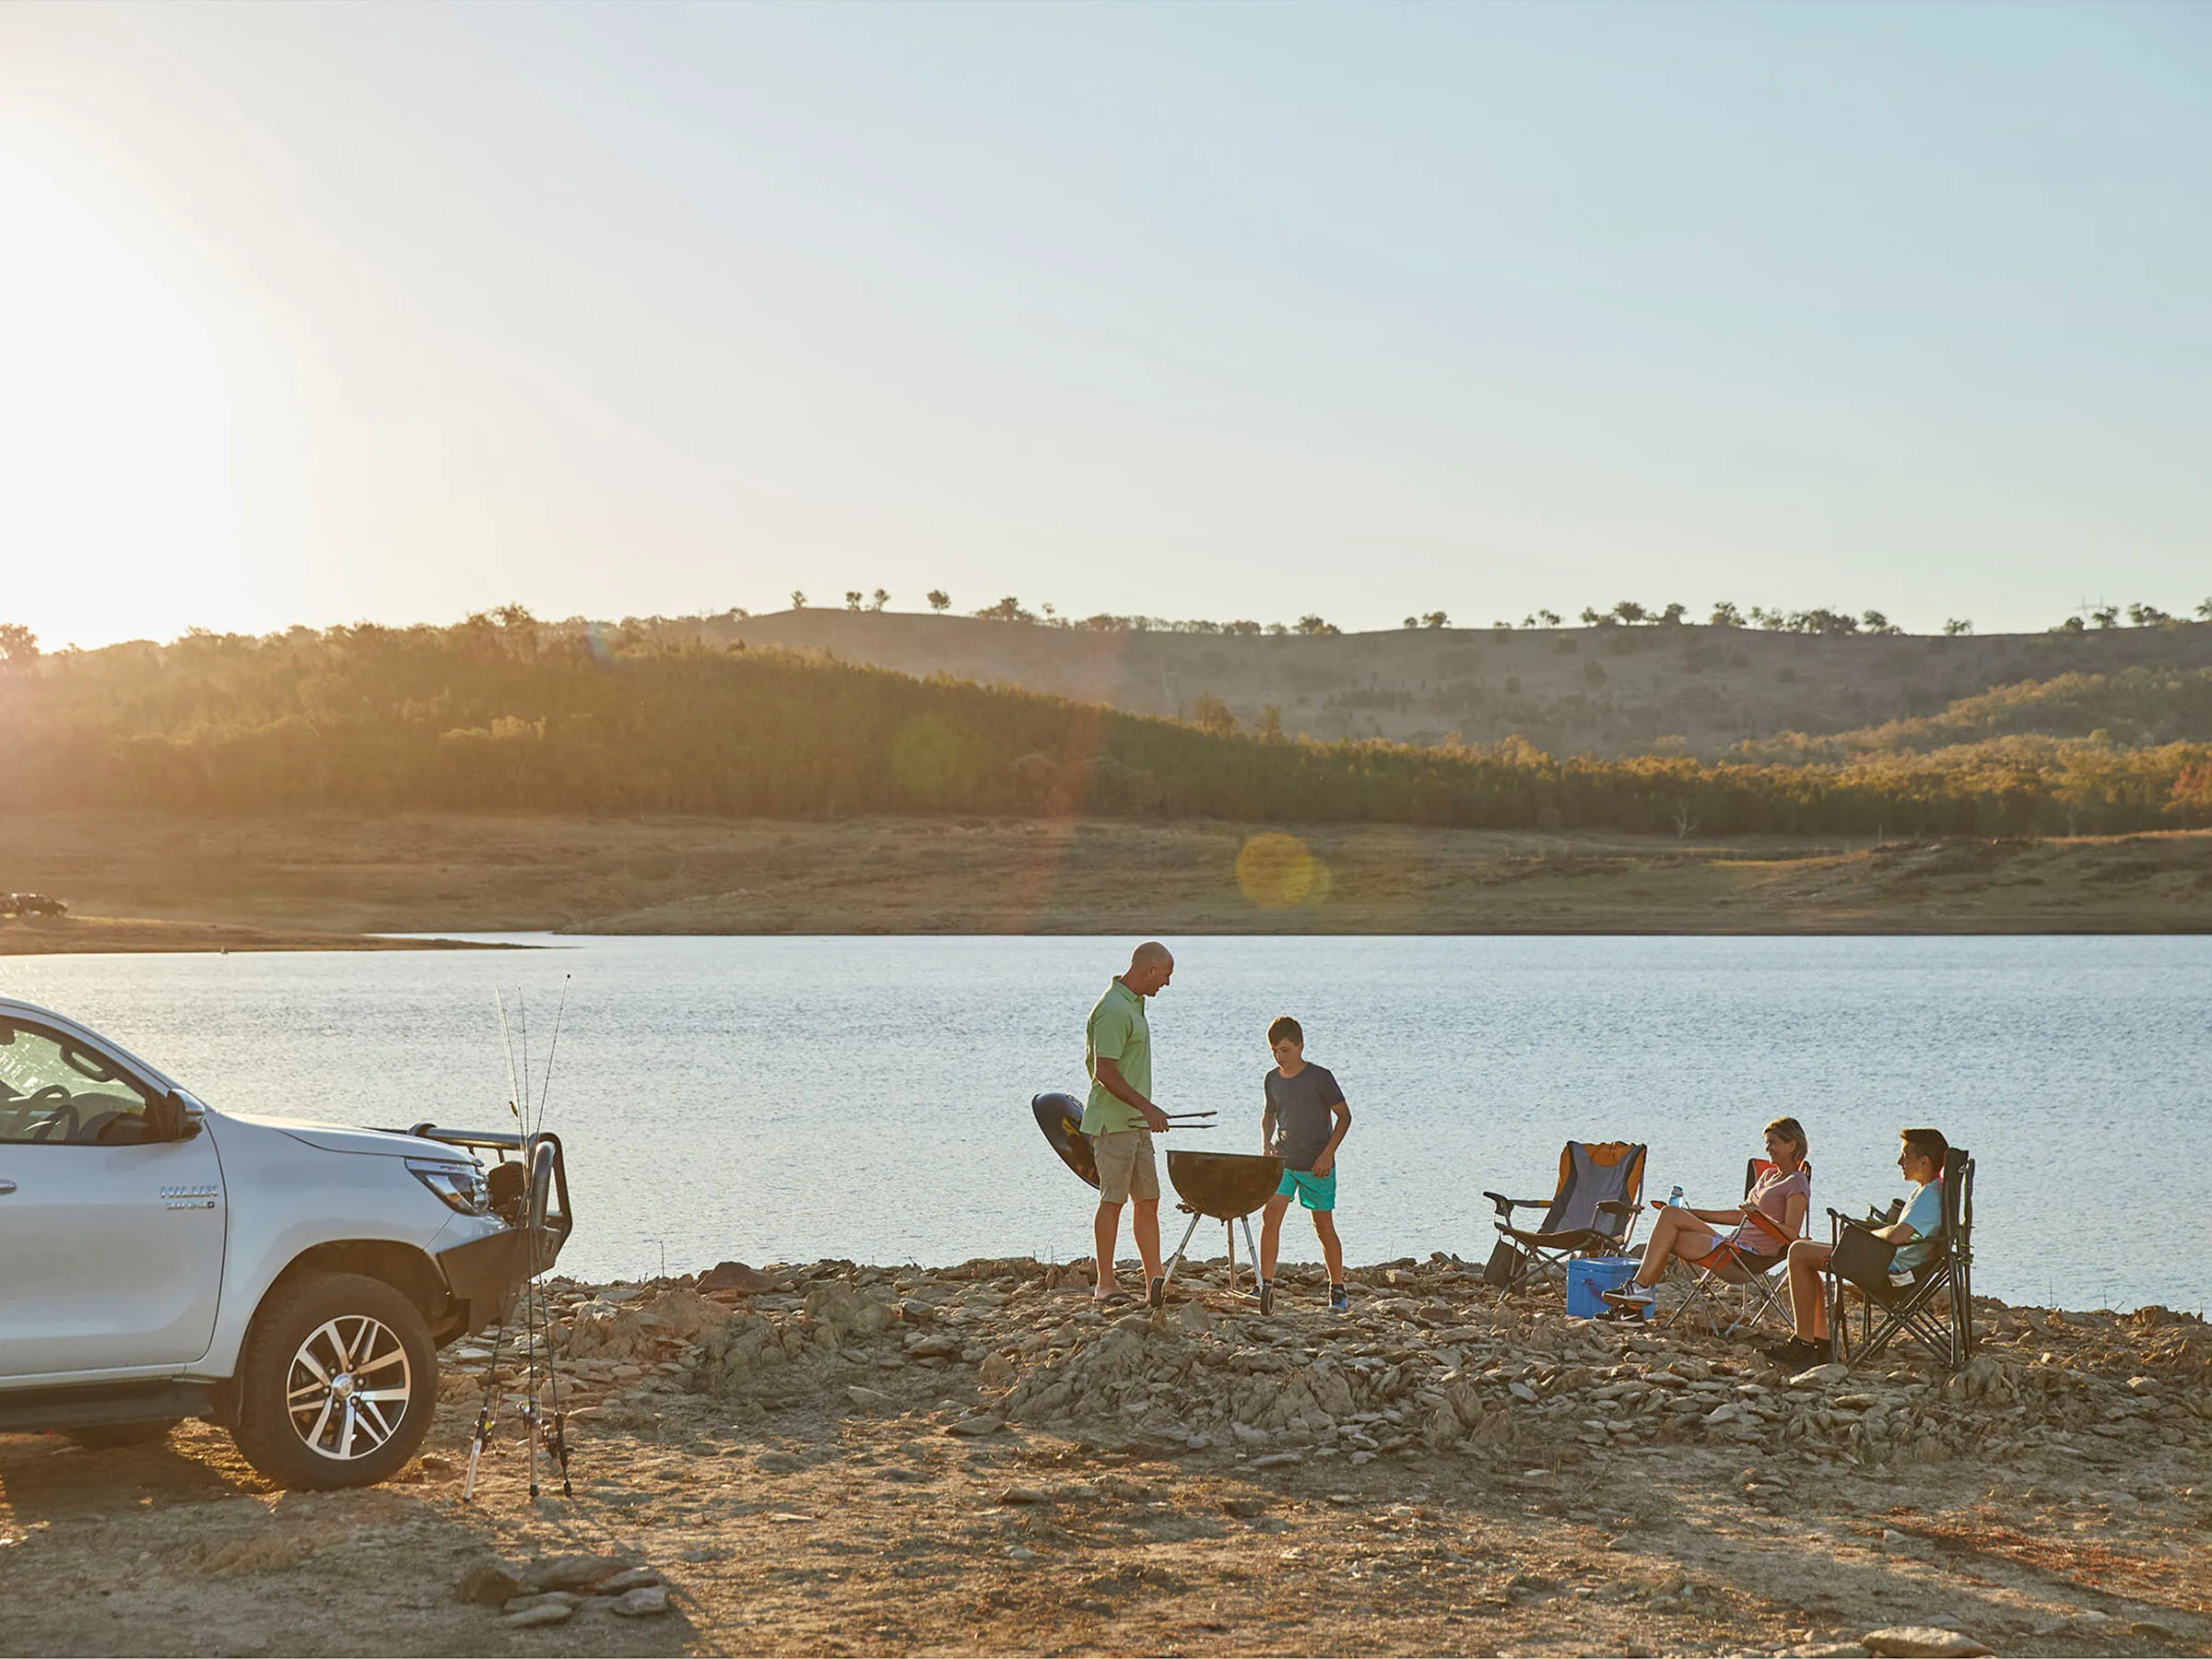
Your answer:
[4,814,2211,947]
[3,1258,2206,1658]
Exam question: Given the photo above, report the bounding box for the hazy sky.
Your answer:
[2,2,2206,648]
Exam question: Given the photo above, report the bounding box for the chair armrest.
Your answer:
[1594,1199,1637,1218]
[1483,1191,1525,1218]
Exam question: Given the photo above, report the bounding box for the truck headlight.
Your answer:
[407,1158,488,1215]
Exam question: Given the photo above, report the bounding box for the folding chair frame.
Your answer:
[1484,1141,1648,1293]
[1824,1149,1975,1374]
[1659,1157,1810,1335]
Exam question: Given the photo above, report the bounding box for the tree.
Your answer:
[2091,605,2119,629]
[1610,600,1648,626]
[2127,602,2173,627]
[974,596,1033,622]
[1189,692,1238,736]
[1257,704,1284,742]
[845,591,865,611]
[1422,611,1449,629]
[1536,609,1561,627]
[1294,615,1339,635]
[2198,597,2212,621]
[1943,618,1974,637]
[1403,617,1419,629]
[1579,606,1613,627]
[1656,602,1688,626]
[1861,610,1902,635]
[871,589,889,611]
[0,622,38,667]
[1710,602,1743,628]
[927,590,950,613]
[791,590,808,609]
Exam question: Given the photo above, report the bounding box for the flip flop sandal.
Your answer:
[1092,1292,1135,1308]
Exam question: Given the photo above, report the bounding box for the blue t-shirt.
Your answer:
[1888,1179,1946,1274]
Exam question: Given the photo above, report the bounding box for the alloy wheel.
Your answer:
[285,1315,413,1461]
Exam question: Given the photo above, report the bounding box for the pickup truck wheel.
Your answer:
[63,1419,180,1450]
[232,1272,436,1490]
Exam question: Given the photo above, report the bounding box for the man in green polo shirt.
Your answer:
[1083,940,1174,1308]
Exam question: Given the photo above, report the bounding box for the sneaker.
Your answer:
[1329,1283,1348,1314]
[1147,1277,1166,1311]
[1600,1287,1655,1318]
[1759,1336,1827,1370]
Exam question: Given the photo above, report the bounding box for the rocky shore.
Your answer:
[2,1255,2206,1656]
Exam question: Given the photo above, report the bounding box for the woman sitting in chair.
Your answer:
[1602,1117,1810,1319]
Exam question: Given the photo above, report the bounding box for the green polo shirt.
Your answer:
[1082,978,1152,1134]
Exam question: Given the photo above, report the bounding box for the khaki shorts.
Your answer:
[1089,1129,1159,1205]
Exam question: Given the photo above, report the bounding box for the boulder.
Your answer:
[1860,1628,1992,1657]
[457,1562,524,1606]
[532,1553,631,1592]
[611,1585,671,1618]
[698,1260,777,1294]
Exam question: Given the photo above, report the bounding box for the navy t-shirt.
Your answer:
[1265,1063,1345,1171]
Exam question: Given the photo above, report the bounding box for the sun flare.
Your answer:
[0,155,244,646]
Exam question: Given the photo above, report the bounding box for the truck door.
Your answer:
[0,1023,227,1379]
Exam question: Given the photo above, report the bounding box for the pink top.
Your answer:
[1733,1164,1810,1253]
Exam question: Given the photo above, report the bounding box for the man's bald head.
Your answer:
[1124,940,1175,996]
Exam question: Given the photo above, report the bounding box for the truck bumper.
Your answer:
[436,1229,538,1333]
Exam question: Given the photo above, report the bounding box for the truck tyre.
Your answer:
[63,1419,181,1450]
[232,1272,436,1490]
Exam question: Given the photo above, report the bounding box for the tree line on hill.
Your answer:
[744,592,2212,640]
[0,613,2207,836]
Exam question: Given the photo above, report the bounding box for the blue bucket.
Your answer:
[1565,1254,1641,1318]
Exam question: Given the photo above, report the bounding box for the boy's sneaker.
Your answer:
[1329,1283,1348,1314]
[1758,1336,1828,1371]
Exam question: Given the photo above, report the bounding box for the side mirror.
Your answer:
[147,1089,202,1143]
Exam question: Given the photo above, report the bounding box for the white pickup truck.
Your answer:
[0,995,571,1488]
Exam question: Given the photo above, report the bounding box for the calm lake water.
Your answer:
[2,935,2205,1313]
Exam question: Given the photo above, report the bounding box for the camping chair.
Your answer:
[1822,1148,1975,1373]
[1483,1141,1648,1291]
[1660,1158,1811,1335]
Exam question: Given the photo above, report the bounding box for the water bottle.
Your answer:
[1666,1184,1685,1210]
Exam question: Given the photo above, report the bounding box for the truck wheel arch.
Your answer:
[257,1241,459,1345]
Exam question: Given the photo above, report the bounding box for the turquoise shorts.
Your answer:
[1276,1167,1336,1211]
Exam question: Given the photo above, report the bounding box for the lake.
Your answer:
[2,935,2205,1312]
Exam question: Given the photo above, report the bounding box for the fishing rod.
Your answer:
[465,989,531,1504]
[527,975,575,1499]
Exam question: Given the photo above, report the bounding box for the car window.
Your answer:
[0,1021,153,1145]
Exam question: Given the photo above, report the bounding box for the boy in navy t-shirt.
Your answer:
[1257,1016,1352,1312]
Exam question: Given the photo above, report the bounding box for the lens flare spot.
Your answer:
[1236,832,1329,910]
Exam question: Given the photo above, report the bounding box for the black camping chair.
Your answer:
[1660,1157,1812,1335]
[1821,1147,1975,1373]
[1483,1140,1648,1291]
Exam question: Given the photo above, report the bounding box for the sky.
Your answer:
[1,1,2207,650]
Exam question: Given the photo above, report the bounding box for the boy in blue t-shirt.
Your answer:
[1760,1127,1949,1371]
[1256,1016,1353,1312]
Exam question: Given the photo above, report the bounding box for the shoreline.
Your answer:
[1,815,2209,949]
[3,1255,2205,1656]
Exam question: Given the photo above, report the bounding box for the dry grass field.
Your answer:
[2,814,2208,949]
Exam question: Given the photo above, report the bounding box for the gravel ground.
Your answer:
[2,1257,2206,1657]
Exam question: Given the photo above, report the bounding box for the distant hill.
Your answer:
[644,609,2212,759]
[3,616,2207,838]
[1737,666,2212,759]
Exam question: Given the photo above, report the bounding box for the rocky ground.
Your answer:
[1,1257,2206,1656]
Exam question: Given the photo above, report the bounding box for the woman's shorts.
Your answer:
[1276,1167,1336,1211]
